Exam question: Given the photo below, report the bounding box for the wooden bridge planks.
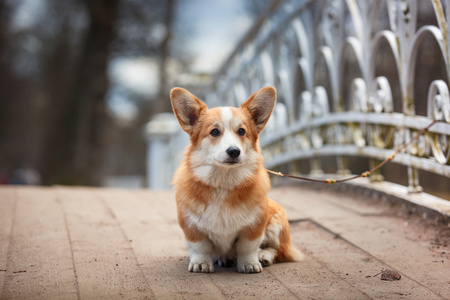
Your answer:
[0,187,78,299]
[271,186,449,299]
[0,185,448,299]
[0,188,16,296]
[290,221,442,299]
[57,187,154,299]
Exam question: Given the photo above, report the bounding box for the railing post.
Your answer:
[337,156,350,175]
[369,158,384,183]
[310,158,323,176]
[144,113,179,189]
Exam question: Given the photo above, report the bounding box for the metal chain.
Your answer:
[266,120,438,184]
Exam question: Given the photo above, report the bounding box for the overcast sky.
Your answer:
[12,0,255,119]
[177,0,253,73]
[112,0,253,93]
[109,0,254,119]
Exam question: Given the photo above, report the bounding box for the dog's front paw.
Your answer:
[259,248,276,267]
[188,259,214,273]
[237,260,262,273]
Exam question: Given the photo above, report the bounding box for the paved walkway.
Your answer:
[0,185,449,299]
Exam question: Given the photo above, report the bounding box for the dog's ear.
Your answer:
[241,86,276,134]
[170,88,207,134]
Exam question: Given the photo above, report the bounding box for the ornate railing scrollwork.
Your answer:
[203,0,450,197]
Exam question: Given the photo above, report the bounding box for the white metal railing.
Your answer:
[201,0,450,195]
[144,113,187,189]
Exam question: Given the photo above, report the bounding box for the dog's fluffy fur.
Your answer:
[171,86,303,273]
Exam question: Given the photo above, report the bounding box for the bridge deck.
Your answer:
[0,186,449,299]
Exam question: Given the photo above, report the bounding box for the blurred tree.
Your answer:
[0,1,13,167]
[105,0,181,183]
[0,0,182,186]
[0,0,13,174]
[41,0,119,185]
[0,0,39,177]
[39,0,88,185]
[155,0,175,114]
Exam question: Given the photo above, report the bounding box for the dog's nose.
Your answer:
[226,147,240,159]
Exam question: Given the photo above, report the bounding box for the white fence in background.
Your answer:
[147,0,450,203]
[203,0,450,192]
[144,113,187,189]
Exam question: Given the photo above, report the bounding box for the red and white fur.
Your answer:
[171,86,303,273]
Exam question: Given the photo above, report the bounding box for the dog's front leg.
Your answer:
[236,235,264,273]
[187,239,214,273]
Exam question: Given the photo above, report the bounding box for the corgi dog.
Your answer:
[170,86,303,273]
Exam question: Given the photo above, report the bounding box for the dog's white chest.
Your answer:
[187,189,261,237]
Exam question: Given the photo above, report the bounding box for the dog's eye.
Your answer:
[237,128,245,136]
[210,129,220,137]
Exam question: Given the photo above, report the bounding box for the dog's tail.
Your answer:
[286,245,305,261]
[277,244,305,262]
[285,244,305,262]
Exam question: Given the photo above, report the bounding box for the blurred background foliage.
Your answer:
[0,0,264,186]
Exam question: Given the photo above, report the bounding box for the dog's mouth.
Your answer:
[221,159,242,166]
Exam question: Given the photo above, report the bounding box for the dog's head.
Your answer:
[170,87,276,170]
[170,87,276,167]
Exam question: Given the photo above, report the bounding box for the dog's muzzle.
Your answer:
[226,147,240,159]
